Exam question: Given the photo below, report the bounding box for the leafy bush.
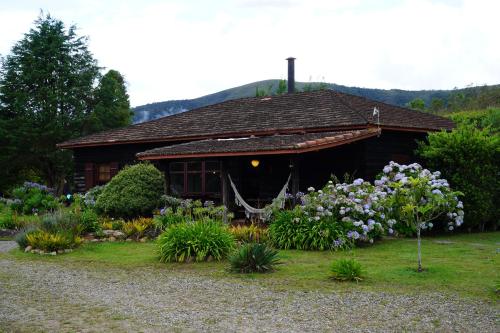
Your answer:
[158,220,235,262]
[25,230,82,252]
[79,209,100,232]
[9,182,59,214]
[229,243,280,273]
[0,209,16,229]
[417,125,499,231]
[448,108,499,133]
[229,224,268,244]
[95,163,165,218]
[330,258,364,282]
[14,226,39,249]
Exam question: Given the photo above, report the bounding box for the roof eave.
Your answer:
[137,128,380,161]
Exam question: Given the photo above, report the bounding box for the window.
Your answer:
[169,161,221,196]
[97,164,111,183]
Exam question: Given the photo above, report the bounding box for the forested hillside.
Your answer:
[133,80,500,123]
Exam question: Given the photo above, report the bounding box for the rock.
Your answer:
[91,239,99,243]
[64,249,73,253]
[31,249,37,254]
[139,237,147,243]
[57,250,64,254]
[103,230,115,236]
[109,236,116,242]
[113,230,126,239]
[39,250,45,255]
[50,251,57,256]
[126,238,132,242]
[24,246,32,253]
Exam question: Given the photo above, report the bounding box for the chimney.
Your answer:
[286,57,295,93]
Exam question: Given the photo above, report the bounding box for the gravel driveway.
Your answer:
[0,255,498,332]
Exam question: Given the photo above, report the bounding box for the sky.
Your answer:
[0,0,498,107]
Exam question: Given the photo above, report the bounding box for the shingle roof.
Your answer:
[137,128,380,159]
[58,90,454,148]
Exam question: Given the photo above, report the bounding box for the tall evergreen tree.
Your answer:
[0,14,100,192]
[86,69,132,133]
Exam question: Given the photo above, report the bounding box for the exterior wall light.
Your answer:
[251,159,260,168]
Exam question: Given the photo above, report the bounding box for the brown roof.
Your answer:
[58,90,454,148]
[137,128,380,160]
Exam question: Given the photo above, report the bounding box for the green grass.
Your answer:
[3,232,499,300]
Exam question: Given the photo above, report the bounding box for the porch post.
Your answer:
[291,156,300,204]
[163,161,170,196]
[220,160,229,223]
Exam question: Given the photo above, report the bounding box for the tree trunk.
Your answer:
[417,227,423,272]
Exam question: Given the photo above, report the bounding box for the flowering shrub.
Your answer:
[9,182,59,214]
[83,185,105,207]
[376,161,463,271]
[269,162,464,255]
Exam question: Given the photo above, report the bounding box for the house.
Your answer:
[58,59,454,214]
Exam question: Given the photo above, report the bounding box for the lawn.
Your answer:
[4,232,499,301]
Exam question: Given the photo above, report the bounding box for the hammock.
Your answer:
[228,173,291,221]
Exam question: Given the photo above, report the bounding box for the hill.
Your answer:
[132,80,499,123]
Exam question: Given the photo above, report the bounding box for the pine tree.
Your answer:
[0,14,100,192]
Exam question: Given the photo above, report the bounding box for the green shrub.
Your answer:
[79,209,100,232]
[158,220,235,262]
[229,243,280,273]
[417,125,500,231]
[229,224,268,244]
[0,210,16,229]
[14,226,39,249]
[269,208,347,251]
[330,258,364,282]
[448,108,499,133]
[95,163,165,219]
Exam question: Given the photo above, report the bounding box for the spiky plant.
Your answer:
[229,243,281,273]
[330,258,364,282]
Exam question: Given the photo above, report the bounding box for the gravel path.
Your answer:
[0,241,17,253]
[0,258,498,333]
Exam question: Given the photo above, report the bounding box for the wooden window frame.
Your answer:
[169,161,221,197]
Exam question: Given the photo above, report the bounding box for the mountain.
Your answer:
[132,80,496,123]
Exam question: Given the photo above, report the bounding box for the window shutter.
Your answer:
[110,162,119,178]
[84,163,95,191]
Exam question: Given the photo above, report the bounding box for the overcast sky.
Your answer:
[0,0,498,106]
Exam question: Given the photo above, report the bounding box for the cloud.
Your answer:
[0,0,498,106]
